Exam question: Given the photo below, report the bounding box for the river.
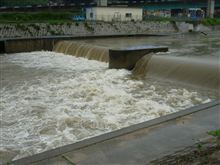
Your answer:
[0,31,220,162]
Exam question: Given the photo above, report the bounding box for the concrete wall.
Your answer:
[86,7,143,22]
[2,34,165,54]
[4,38,55,53]
[0,22,178,39]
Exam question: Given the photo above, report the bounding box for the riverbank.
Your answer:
[0,21,215,39]
[0,21,176,39]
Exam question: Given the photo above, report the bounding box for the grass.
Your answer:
[208,130,220,139]
[144,17,220,26]
[202,18,220,26]
[0,12,78,24]
[0,0,48,7]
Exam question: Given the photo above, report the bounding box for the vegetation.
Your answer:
[1,11,220,26]
[0,0,48,6]
[4,0,47,6]
[208,130,220,139]
[202,18,220,26]
[84,22,94,32]
[144,17,220,26]
[0,12,77,24]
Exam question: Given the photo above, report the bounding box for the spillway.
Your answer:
[53,41,109,62]
[53,40,220,91]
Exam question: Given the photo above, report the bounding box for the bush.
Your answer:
[84,22,94,32]
[0,0,48,7]
[202,18,220,26]
[0,12,74,23]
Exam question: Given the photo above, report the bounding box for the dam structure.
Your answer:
[1,33,220,164]
[53,41,219,91]
[53,41,169,70]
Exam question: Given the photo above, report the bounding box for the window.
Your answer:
[125,13,132,18]
[90,12,93,18]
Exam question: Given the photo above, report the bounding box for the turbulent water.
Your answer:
[1,32,220,162]
[133,55,220,90]
[53,41,109,62]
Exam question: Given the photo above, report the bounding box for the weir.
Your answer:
[53,41,168,70]
[1,34,167,54]
[53,41,220,91]
[53,41,109,62]
[2,37,219,90]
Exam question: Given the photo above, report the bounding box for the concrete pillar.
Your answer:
[207,0,215,18]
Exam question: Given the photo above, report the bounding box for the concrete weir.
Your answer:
[109,46,168,69]
[9,100,220,165]
[1,35,168,70]
[53,41,168,69]
[1,34,167,54]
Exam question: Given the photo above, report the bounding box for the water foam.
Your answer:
[0,51,213,161]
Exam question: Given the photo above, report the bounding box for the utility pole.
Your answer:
[207,0,215,18]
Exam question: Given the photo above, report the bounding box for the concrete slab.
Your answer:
[10,100,220,165]
[30,156,72,165]
[63,102,220,165]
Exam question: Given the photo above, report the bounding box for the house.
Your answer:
[86,7,143,22]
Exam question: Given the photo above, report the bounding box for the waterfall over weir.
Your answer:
[133,55,220,90]
[53,41,109,62]
[53,41,219,90]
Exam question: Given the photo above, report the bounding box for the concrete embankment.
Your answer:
[0,21,213,39]
[0,21,176,39]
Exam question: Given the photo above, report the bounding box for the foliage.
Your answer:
[208,130,220,139]
[202,18,220,26]
[84,22,94,32]
[0,12,75,23]
[0,0,48,6]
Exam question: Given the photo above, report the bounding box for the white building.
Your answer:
[86,7,143,22]
[96,0,107,7]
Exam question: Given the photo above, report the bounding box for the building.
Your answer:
[96,0,107,6]
[86,7,143,21]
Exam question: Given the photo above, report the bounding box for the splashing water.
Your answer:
[0,51,215,162]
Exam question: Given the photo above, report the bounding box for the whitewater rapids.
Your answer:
[0,51,215,161]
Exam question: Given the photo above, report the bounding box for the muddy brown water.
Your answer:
[1,31,220,163]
